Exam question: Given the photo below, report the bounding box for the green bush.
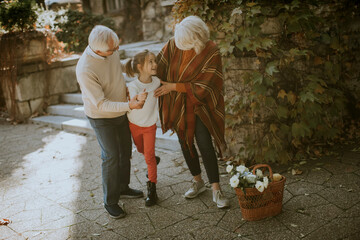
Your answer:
[0,0,37,32]
[55,9,115,53]
[173,0,360,164]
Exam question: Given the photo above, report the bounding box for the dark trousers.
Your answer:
[87,115,132,205]
[178,116,220,184]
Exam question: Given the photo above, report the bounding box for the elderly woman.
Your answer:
[154,16,229,208]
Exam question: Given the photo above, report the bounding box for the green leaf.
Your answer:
[300,91,316,103]
[277,105,288,119]
[235,38,251,51]
[292,122,311,138]
[265,61,279,76]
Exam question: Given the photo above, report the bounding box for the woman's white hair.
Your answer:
[88,25,119,52]
[174,15,210,54]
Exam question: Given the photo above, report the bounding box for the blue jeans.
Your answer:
[87,115,132,205]
[177,116,220,184]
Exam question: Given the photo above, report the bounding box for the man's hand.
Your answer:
[137,89,148,102]
[126,87,130,101]
[129,95,145,110]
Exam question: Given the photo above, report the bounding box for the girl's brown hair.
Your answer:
[125,49,155,77]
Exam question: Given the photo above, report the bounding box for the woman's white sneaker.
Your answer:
[184,180,206,198]
[213,190,230,208]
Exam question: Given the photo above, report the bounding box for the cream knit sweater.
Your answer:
[76,46,130,119]
[127,77,160,127]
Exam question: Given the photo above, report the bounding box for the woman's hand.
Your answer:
[154,81,175,97]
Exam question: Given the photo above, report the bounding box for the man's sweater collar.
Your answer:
[86,46,107,60]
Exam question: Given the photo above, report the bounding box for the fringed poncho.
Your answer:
[156,38,227,156]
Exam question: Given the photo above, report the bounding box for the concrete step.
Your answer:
[119,40,166,58]
[61,93,83,104]
[31,115,180,151]
[47,104,86,119]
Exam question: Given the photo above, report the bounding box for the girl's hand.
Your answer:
[154,81,175,97]
[137,89,148,102]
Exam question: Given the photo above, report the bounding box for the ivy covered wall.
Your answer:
[172,0,360,164]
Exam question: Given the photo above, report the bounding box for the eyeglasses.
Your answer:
[106,46,119,53]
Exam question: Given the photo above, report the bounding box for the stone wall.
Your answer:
[0,31,80,121]
[142,0,174,41]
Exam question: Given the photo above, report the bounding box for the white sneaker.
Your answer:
[213,190,230,208]
[184,180,206,199]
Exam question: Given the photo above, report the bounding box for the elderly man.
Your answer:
[76,25,146,218]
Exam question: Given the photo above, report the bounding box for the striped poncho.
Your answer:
[156,38,227,156]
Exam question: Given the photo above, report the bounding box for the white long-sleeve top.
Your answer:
[76,46,130,118]
[127,77,160,127]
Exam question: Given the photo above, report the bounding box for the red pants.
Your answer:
[129,122,157,183]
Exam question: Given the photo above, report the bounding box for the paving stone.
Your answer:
[217,208,246,232]
[339,202,360,218]
[190,225,238,240]
[286,181,325,195]
[324,173,360,190]
[0,227,23,240]
[276,211,327,237]
[317,187,360,210]
[146,217,204,239]
[305,167,332,184]
[322,162,359,175]
[235,217,288,236]
[283,194,329,211]
[307,204,343,221]
[303,217,360,240]
[146,207,188,229]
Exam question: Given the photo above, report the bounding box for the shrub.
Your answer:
[55,9,115,53]
[0,0,37,32]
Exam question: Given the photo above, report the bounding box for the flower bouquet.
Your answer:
[227,163,286,221]
[227,164,270,193]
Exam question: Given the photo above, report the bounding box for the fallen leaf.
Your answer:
[290,223,298,227]
[0,218,11,225]
[292,169,303,175]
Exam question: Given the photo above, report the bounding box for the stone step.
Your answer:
[31,115,180,151]
[119,40,166,59]
[47,104,86,119]
[61,93,83,104]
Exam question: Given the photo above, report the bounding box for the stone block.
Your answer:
[48,66,79,95]
[144,1,157,19]
[16,72,46,101]
[16,101,31,120]
[30,98,44,114]
[22,37,46,64]
[47,95,60,105]
[260,18,282,35]
[226,57,260,70]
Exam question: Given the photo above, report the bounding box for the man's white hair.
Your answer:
[174,15,210,54]
[88,25,119,52]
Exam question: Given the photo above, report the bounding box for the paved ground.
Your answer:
[0,120,359,240]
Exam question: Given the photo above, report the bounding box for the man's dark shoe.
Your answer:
[120,187,144,199]
[104,204,126,219]
[146,156,161,178]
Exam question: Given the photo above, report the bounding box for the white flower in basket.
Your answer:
[227,163,270,194]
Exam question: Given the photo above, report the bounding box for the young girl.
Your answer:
[125,50,161,206]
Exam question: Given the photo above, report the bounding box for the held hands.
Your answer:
[137,89,148,102]
[154,81,175,97]
[129,89,148,110]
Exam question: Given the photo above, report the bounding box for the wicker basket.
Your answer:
[235,164,286,221]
